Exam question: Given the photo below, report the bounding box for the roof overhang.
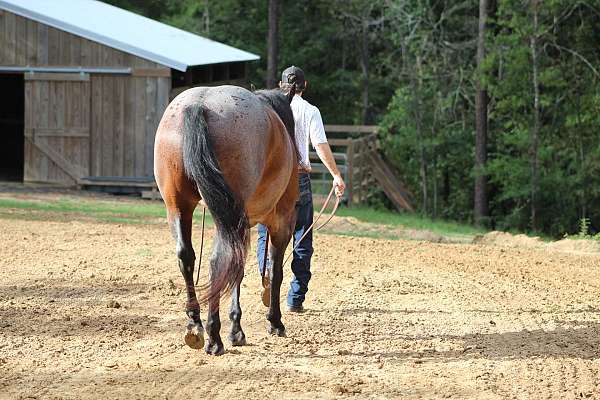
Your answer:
[0,0,260,72]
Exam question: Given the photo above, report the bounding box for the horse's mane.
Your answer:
[255,89,300,161]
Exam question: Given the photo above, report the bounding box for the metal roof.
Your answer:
[0,0,260,71]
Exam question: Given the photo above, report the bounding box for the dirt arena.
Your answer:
[2,205,600,399]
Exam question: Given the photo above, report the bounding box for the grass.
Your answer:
[0,197,212,225]
[0,196,483,240]
[335,206,486,238]
[0,197,164,216]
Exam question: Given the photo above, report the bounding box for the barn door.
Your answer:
[24,73,90,184]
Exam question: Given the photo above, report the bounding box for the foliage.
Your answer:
[104,0,600,237]
[379,0,600,237]
[579,217,591,237]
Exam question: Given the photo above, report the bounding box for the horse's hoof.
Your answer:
[204,341,225,356]
[229,330,247,346]
[268,324,286,337]
[261,286,270,308]
[184,323,204,350]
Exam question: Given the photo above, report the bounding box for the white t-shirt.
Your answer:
[290,94,328,169]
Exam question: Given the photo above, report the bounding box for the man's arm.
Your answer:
[315,143,346,198]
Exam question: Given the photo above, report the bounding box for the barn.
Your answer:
[0,0,259,188]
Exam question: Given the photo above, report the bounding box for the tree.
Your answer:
[474,0,489,226]
[266,0,280,88]
[106,0,600,236]
[333,1,387,124]
[528,0,540,231]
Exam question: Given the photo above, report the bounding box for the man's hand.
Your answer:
[333,174,345,198]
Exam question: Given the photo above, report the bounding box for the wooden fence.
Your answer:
[310,125,413,211]
[309,125,375,205]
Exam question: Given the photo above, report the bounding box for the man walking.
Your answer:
[257,65,345,313]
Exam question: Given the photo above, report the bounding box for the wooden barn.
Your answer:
[0,0,259,188]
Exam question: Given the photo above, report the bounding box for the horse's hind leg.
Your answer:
[263,170,298,337]
[167,208,204,350]
[228,283,246,346]
[204,238,228,355]
[266,218,295,337]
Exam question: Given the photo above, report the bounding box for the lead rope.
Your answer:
[282,185,340,265]
[194,187,339,289]
[194,206,206,286]
[260,185,339,307]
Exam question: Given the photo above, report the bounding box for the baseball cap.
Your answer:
[281,66,305,88]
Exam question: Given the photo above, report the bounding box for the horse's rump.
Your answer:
[155,85,297,304]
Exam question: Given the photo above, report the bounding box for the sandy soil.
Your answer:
[2,215,600,399]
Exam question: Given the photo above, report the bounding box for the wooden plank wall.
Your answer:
[0,10,172,179]
[0,10,165,69]
[90,76,169,177]
[24,77,91,184]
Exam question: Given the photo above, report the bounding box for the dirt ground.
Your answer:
[2,207,600,399]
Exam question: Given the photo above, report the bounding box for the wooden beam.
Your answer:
[25,128,90,138]
[346,139,354,205]
[27,137,85,181]
[25,72,89,81]
[131,68,171,77]
[328,138,351,146]
[78,178,157,188]
[308,151,346,161]
[325,125,378,134]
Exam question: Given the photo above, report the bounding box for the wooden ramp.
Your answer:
[366,151,414,212]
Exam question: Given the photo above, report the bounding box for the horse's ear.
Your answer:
[287,83,296,104]
[250,83,256,92]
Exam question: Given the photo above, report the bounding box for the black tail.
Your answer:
[181,103,249,304]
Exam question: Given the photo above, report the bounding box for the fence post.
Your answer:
[346,139,354,206]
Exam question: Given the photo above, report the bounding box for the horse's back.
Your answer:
[155,85,294,217]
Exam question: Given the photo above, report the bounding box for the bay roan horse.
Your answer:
[154,85,298,355]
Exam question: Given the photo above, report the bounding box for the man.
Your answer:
[257,65,345,313]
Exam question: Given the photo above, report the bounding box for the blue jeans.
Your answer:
[257,173,314,308]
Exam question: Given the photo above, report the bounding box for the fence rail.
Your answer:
[308,126,380,205]
[310,125,413,211]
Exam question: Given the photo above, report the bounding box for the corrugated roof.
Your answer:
[0,0,260,71]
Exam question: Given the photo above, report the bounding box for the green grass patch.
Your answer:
[0,196,484,241]
[0,197,165,217]
[335,206,485,238]
[0,197,213,225]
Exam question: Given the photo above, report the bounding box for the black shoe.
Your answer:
[287,304,305,313]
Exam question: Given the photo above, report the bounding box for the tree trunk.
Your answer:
[432,152,438,220]
[573,92,586,220]
[432,89,439,220]
[203,0,210,35]
[530,0,540,231]
[474,0,489,226]
[413,56,428,214]
[266,0,279,89]
[360,19,370,124]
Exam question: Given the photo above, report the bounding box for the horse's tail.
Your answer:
[181,103,249,305]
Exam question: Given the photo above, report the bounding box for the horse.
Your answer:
[153,85,299,356]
